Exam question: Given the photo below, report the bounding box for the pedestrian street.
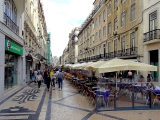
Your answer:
[0,80,160,120]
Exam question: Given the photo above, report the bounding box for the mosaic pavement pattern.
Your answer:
[0,81,159,120]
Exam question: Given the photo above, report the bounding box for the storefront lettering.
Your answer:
[5,39,23,56]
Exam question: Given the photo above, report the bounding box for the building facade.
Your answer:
[24,0,47,83]
[0,0,25,100]
[61,45,69,65]
[78,0,144,63]
[68,27,80,64]
[143,0,160,82]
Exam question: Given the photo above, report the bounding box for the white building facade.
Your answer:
[0,0,25,100]
[143,0,160,82]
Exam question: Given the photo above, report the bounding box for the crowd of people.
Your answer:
[30,68,64,91]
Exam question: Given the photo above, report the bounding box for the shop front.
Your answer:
[5,38,23,90]
[25,54,33,83]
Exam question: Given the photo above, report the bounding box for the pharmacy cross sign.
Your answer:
[12,89,38,104]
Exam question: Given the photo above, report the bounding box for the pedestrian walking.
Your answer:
[46,70,51,91]
[44,69,47,84]
[56,69,59,84]
[52,72,56,87]
[34,69,38,83]
[36,72,43,88]
[57,70,64,90]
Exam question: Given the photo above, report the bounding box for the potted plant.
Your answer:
[139,75,144,82]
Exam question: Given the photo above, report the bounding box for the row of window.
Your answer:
[4,0,17,23]
[96,2,135,29]
[79,31,135,56]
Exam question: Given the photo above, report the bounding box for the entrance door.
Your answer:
[150,50,159,81]
[5,54,18,90]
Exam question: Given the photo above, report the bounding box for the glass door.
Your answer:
[5,54,17,90]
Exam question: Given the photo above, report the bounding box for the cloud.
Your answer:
[42,0,94,57]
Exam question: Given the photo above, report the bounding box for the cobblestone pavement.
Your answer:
[0,80,159,120]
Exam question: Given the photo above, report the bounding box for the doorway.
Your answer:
[5,53,18,90]
[150,50,159,81]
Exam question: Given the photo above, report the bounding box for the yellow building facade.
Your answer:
[78,0,144,63]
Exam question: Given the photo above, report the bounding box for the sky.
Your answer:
[42,0,94,58]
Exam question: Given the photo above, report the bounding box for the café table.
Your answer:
[85,83,95,88]
[94,89,111,103]
[91,86,100,91]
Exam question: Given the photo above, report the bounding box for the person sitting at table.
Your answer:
[134,72,140,83]
[146,72,153,87]
[148,83,155,90]
[127,70,132,82]
[118,71,123,83]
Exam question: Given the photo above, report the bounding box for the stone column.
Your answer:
[0,33,5,101]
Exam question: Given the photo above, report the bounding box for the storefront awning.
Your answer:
[36,53,47,61]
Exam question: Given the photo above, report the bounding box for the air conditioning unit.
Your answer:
[113,31,117,36]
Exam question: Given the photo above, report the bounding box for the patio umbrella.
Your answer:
[77,62,94,70]
[74,63,87,69]
[98,58,157,73]
[97,58,157,89]
[64,64,72,68]
[70,63,81,69]
[84,61,106,72]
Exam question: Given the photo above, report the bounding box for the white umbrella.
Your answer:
[98,58,157,73]
[97,58,157,89]
[84,61,106,72]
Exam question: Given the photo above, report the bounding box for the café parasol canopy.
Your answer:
[98,58,157,73]
[97,58,157,89]
[84,61,106,72]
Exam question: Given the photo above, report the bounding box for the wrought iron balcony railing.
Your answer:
[79,47,137,63]
[143,29,160,42]
[3,13,19,34]
[93,0,106,15]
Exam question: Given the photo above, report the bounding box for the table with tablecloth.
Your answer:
[94,89,111,102]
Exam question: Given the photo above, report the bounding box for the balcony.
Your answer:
[93,0,106,15]
[143,29,160,42]
[126,47,138,56]
[3,13,19,34]
[24,11,36,35]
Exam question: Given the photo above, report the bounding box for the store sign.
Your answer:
[5,39,23,56]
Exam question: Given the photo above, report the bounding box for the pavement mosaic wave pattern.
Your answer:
[0,81,159,120]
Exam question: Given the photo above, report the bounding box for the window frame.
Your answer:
[108,4,111,15]
[103,9,106,20]
[108,22,111,34]
[103,26,106,37]
[121,36,125,50]
[130,2,136,21]
[114,0,118,10]
[114,17,118,31]
[114,39,117,51]
[130,32,135,48]
[121,11,126,27]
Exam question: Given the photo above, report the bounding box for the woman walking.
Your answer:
[46,70,51,91]
[36,72,43,88]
